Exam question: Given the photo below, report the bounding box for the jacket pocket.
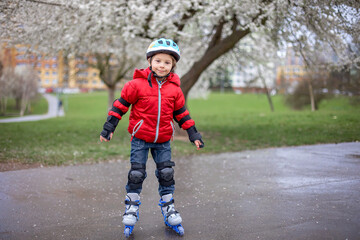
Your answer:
[132,119,144,137]
[170,121,175,141]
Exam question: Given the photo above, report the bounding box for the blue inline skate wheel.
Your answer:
[177,225,184,236]
[165,221,184,236]
[124,225,134,238]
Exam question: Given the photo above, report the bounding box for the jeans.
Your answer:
[126,137,175,196]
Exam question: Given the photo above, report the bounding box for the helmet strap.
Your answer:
[148,65,170,87]
[147,71,153,88]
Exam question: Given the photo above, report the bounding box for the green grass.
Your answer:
[0,94,48,118]
[0,92,359,167]
[186,94,359,152]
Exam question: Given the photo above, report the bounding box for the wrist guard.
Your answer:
[186,126,205,148]
[100,116,119,140]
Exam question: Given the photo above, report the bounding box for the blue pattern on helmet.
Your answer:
[146,38,181,62]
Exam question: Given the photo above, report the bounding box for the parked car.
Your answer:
[45,87,54,93]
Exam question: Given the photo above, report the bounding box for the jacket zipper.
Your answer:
[154,79,167,143]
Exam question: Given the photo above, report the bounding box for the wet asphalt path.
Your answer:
[0,142,359,240]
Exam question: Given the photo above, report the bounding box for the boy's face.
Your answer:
[149,53,173,77]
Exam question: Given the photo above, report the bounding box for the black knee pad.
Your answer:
[156,161,175,187]
[127,162,146,190]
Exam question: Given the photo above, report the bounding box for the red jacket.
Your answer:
[108,67,195,143]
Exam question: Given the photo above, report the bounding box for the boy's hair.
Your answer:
[170,56,176,72]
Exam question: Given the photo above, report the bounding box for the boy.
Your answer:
[99,38,204,236]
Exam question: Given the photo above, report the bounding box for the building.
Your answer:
[36,52,64,89]
[68,56,105,89]
[0,44,107,91]
[231,62,276,94]
[275,46,333,94]
[275,47,307,93]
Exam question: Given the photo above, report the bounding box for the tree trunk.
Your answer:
[15,98,21,110]
[20,91,28,116]
[27,102,32,114]
[181,28,250,100]
[0,97,7,115]
[20,100,26,116]
[175,27,250,137]
[307,78,316,112]
[108,86,115,110]
[265,89,274,112]
[62,52,69,88]
[258,68,274,112]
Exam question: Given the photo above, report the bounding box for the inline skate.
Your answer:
[159,194,184,236]
[123,193,141,237]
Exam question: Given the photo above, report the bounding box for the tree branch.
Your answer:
[181,27,251,96]
[181,5,271,98]
[23,0,76,9]
[173,5,199,31]
[207,18,225,50]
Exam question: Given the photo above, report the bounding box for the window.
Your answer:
[76,72,88,77]
[77,80,89,84]
[291,57,295,65]
[45,64,50,68]
[16,46,28,52]
[76,64,87,69]
[53,71,57,75]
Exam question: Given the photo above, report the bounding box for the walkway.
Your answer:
[0,94,63,123]
[0,142,359,239]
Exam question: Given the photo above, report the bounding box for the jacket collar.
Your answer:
[133,67,180,87]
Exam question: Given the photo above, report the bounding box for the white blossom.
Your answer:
[1,0,359,97]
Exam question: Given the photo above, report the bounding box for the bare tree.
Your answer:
[90,53,139,109]
[1,0,359,103]
[306,70,316,112]
[0,67,16,115]
[285,66,330,111]
[0,61,3,78]
[257,65,275,112]
[13,65,39,116]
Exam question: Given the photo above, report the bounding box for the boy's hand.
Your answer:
[186,126,204,150]
[194,140,203,150]
[100,133,113,142]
